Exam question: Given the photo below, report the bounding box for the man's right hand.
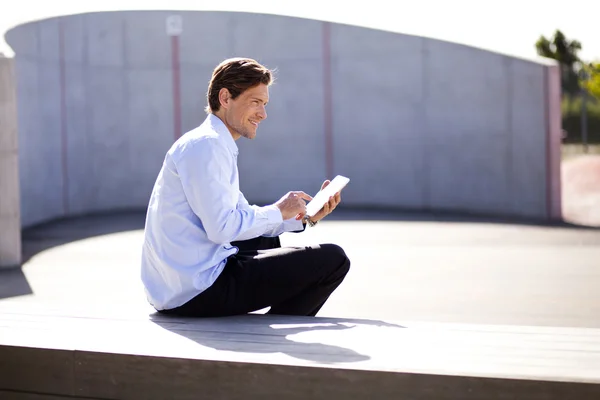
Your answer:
[274,191,313,220]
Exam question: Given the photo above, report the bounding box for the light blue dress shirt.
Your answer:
[141,114,305,310]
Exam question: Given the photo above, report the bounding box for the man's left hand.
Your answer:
[309,180,341,223]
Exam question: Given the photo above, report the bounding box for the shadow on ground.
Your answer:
[327,207,600,230]
[0,210,146,300]
[0,268,32,299]
[18,207,599,267]
[149,313,404,364]
[20,210,147,265]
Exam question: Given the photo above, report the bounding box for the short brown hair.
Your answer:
[205,58,273,114]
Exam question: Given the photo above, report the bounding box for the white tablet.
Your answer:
[305,175,350,217]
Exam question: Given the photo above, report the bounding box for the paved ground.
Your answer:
[562,155,600,227]
[1,209,599,328]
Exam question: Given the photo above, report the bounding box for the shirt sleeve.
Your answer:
[174,139,283,244]
[233,192,306,241]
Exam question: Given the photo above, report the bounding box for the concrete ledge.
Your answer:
[1,304,599,399]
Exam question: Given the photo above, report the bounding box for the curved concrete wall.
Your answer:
[5,10,561,228]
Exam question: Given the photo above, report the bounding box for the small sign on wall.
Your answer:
[166,15,183,36]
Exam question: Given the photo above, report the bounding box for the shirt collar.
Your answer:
[207,113,239,156]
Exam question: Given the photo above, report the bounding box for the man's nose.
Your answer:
[257,105,267,120]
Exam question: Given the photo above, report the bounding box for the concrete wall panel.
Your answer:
[509,59,548,219]
[179,13,234,65]
[13,58,36,226]
[64,59,90,215]
[86,14,125,68]
[332,24,422,58]
[84,67,128,211]
[61,15,85,65]
[330,27,427,207]
[34,60,63,222]
[5,24,37,58]
[124,13,171,70]
[37,20,60,62]
[127,69,174,206]
[425,41,509,137]
[427,135,511,214]
[231,13,322,61]
[238,58,327,202]
[180,64,214,134]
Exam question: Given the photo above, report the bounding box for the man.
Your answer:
[141,57,350,318]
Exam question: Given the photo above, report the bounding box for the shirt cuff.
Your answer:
[285,217,306,232]
[262,204,283,226]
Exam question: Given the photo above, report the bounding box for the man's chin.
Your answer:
[243,131,257,139]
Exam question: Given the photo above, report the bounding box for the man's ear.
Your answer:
[218,88,231,110]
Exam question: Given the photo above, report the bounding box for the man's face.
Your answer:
[222,84,269,140]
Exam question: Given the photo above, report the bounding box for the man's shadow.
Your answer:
[149,313,405,365]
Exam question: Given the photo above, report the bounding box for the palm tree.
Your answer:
[536,30,582,100]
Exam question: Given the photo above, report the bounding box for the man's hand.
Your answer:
[274,191,313,220]
[309,180,342,223]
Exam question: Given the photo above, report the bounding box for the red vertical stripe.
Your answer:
[322,22,334,179]
[59,20,69,214]
[171,36,182,141]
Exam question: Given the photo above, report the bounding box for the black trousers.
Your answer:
[161,236,351,317]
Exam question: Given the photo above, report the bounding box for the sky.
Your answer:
[0,0,598,61]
